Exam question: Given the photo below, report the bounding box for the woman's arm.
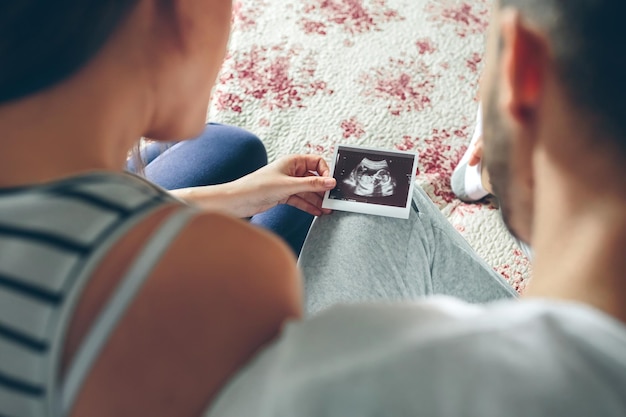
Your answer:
[170,154,336,218]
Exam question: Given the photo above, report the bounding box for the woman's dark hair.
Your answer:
[0,0,140,103]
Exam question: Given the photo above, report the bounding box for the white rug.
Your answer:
[208,0,531,292]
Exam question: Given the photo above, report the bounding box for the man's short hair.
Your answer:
[501,0,626,156]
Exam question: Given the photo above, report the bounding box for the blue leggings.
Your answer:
[127,123,314,255]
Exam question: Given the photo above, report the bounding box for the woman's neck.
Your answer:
[0,53,151,188]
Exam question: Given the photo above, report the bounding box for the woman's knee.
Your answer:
[205,123,267,173]
[140,124,268,189]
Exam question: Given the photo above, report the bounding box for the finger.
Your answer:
[313,157,332,178]
[298,191,333,215]
[286,195,324,216]
[305,172,335,199]
[298,191,324,210]
[315,192,333,214]
[286,175,336,196]
[308,188,331,207]
[289,155,333,177]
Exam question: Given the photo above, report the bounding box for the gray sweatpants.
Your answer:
[299,185,518,316]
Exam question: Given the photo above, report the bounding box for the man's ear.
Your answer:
[498,9,549,124]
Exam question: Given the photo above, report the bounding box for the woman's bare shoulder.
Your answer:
[70,210,303,417]
[173,210,301,291]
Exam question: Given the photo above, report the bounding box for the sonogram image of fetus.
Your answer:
[343,158,397,197]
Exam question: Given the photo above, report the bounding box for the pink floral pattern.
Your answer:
[359,58,439,116]
[396,127,469,204]
[415,38,437,55]
[299,0,404,35]
[215,43,333,113]
[232,0,268,30]
[466,52,483,73]
[495,248,532,293]
[304,137,335,157]
[425,0,489,38]
[211,0,530,290]
[340,117,366,139]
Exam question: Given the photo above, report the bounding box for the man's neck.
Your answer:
[525,163,626,324]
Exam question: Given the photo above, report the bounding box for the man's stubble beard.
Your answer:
[483,86,525,244]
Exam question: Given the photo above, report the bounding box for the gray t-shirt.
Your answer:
[205,298,626,417]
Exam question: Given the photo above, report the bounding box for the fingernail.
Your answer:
[324,178,336,187]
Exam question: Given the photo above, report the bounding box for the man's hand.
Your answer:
[468,136,483,167]
[465,136,494,195]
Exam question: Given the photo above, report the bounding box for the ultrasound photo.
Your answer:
[323,145,418,219]
[344,158,397,198]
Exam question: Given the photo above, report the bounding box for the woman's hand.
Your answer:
[171,155,337,218]
[233,154,337,216]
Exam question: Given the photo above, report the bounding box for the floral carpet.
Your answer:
[208,0,531,292]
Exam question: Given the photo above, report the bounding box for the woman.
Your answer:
[0,1,336,416]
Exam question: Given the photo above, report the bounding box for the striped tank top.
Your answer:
[0,172,196,417]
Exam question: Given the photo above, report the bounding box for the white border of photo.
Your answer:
[322,145,419,219]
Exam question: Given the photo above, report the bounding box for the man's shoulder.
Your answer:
[208,298,626,417]
[300,298,626,412]
[307,297,626,361]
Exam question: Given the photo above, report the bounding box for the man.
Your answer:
[206,1,626,415]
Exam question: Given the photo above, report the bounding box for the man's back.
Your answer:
[206,298,626,417]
